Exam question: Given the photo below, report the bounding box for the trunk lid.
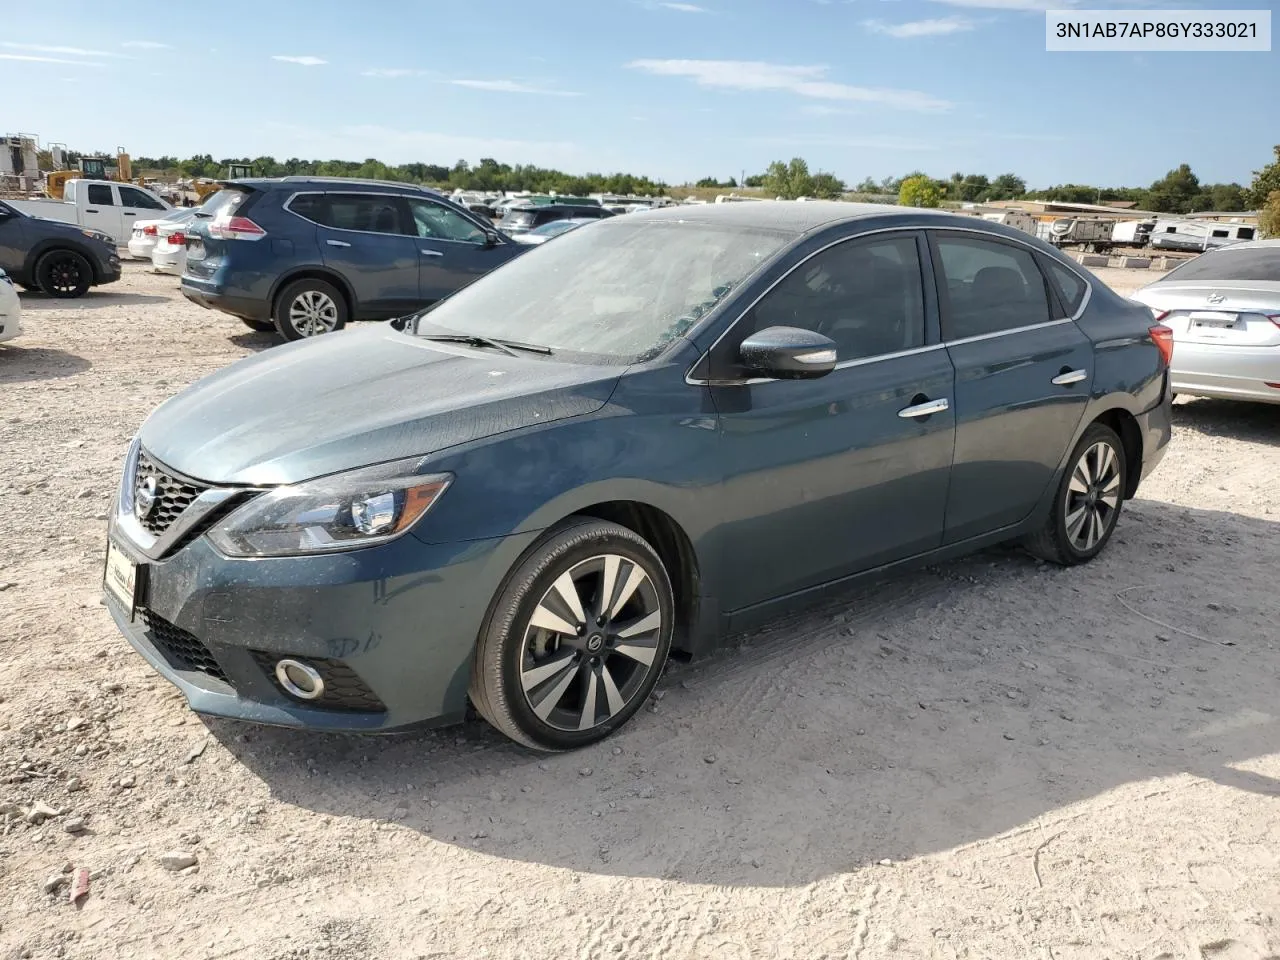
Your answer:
[1131,281,1280,347]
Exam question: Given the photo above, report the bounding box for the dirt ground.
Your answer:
[2,263,1279,960]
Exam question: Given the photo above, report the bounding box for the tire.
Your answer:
[272,278,347,341]
[470,518,674,751]
[1024,423,1127,566]
[36,250,93,298]
[239,317,276,333]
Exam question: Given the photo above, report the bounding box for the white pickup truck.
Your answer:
[11,179,172,246]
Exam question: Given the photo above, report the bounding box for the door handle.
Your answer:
[420,249,444,257]
[86,208,99,213]
[325,239,351,248]
[898,397,949,419]
[124,212,136,216]
[1051,368,1088,386]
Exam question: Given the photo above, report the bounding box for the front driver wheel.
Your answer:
[470,519,674,750]
[1024,422,1127,566]
[36,250,93,298]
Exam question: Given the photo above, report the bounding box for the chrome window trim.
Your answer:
[283,190,496,246]
[684,222,1095,387]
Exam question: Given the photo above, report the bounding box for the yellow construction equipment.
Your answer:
[42,147,137,199]
[193,163,254,202]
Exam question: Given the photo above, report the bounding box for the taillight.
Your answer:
[208,216,266,241]
[1268,314,1280,329]
[1150,308,1169,322]
[1150,324,1174,367]
[143,225,158,236]
[167,231,186,246]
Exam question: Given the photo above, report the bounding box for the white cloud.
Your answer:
[450,79,582,96]
[121,40,170,49]
[929,0,1061,9]
[626,59,951,112]
[272,55,327,66]
[659,2,707,11]
[1,42,126,58]
[362,67,428,78]
[864,16,974,37]
[0,53,105,66]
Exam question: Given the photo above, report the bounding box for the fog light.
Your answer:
[275,659,324,701]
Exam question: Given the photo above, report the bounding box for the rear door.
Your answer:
[81,183,122,242]
[931,230,1093,544]
[309,192,420,317]
[404,196,520,301]
[117,185,169,239]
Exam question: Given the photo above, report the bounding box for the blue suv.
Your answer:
[181,178,526,340]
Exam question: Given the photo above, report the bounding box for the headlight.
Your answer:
[81,229,113,246]
[0,269,11,287]
[207,459,452,558]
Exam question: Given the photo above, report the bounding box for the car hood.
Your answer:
[139,326,624,486]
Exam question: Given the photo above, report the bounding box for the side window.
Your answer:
[933,235,1051,340]
[407,199,487,243]
[749,234,926,362]
[118,186,165,210]
[287,193,323,221]
[1042,258,1087,318]
[315,193,407,235]
[86,183,115,206]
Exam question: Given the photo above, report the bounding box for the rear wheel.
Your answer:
[239,317,276,333]
[272,278,347,341]
[1024,423,1127,566]
[36,250,92,298]
[470,519,674,751]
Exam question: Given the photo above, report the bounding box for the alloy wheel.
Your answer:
[288,290,340,337]
[519,554,663,732]
[49,256,83,295]
[1064,440,1121,552]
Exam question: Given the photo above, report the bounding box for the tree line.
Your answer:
[129,154,669,198]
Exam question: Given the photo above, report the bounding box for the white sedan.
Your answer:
[0,268,22,344]
[150,217,194,275]
[127,207,198,260]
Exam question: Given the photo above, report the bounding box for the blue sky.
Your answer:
[2,0,1276,189]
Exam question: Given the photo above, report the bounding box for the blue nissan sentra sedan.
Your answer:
[104,202,1173,750]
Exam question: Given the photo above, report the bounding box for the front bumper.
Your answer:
[96,252,122,285]
[105,522,539,732]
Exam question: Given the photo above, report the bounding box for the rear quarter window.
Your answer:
[1042,258,1088,317]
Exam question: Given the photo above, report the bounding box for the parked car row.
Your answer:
[127,207,200,276]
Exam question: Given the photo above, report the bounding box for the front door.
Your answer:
[0,203,28,274]
[405,197,520,302]
[707,230,956,612]
[311,192,421,317]
[116,184,169,240]
[929,231,1093,543]
[81,182,122,242]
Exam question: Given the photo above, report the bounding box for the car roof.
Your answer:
[625,200,976,235]
[228,177,444,196]
[1198,238,1280,253]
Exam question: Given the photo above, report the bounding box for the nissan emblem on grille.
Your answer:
[134,475,158,520]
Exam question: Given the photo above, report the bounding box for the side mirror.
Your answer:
[739,326,838,380]
[481,229,501,248]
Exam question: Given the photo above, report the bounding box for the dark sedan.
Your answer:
[498,202,613,235]
[104,203,1172,750]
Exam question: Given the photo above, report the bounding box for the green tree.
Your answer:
[743,173,765,187]
[761,158,815,199]
[1259,191,1280,237]
[809,172,846,199]
[854,176,879,193]
[987,173,1027,201]
[899,174,943,208]
[1245,146,1280,208]
[1147,163,1200,213]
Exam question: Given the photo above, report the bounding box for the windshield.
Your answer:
[1158,246,1280,283]
[417,219,789,363]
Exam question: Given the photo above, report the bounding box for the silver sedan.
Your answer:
[1131,239,1280,404]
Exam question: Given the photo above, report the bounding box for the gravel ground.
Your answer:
[2,262,1279,960]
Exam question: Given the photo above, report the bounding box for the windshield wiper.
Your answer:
[418,333,552,357]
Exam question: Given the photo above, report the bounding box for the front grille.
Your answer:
[141,610,230,684]
[135,451,209,536]
[250,651,386,713]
